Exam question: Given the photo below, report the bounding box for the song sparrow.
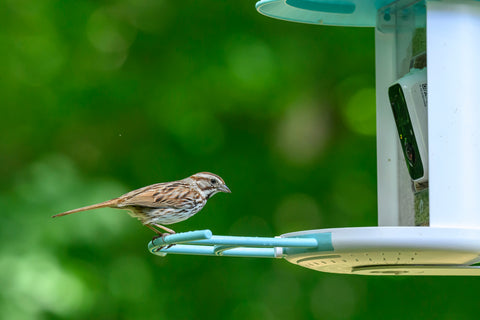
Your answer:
[52,172,231,236]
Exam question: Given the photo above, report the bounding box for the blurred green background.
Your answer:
[1,0,479,319]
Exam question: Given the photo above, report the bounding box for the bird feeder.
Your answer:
[149,0,480,276]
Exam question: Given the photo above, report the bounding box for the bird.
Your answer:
[52,172,231,237]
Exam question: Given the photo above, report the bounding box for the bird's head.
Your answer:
[190,172,231,199]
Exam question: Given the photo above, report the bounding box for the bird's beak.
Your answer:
[221,185,231,193]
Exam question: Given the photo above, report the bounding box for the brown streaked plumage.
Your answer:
[52,172,231,236]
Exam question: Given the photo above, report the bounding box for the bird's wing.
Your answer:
[117,182,199,208]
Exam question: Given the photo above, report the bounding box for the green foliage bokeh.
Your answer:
[1,0,479,319]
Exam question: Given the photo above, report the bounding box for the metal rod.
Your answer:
[148,230,324,258]
[148,229,212,249]
[150,244,277,258]
[190,235,318,248]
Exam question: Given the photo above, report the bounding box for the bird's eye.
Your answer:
[210,179,216,184]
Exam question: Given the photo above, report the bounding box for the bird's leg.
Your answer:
[153,223,176,235]
[146,224,164,235]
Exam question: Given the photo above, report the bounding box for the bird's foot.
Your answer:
[152,232,176,251]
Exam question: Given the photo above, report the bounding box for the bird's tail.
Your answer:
[52,199,119,218]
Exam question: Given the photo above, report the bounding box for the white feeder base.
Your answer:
[281,227,480,276]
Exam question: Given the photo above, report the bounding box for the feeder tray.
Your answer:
[149,228,480,276]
